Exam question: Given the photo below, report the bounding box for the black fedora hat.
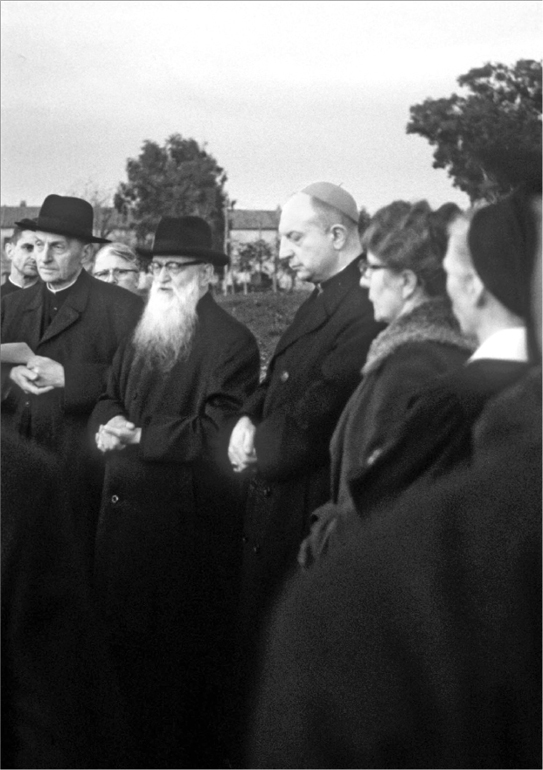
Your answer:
[20,194,110,244]
[137,216,229,266]
[13,217,38,230]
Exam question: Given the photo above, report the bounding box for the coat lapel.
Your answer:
[39,271,91,346]
[17,284,44,353]
[272,258,362,359]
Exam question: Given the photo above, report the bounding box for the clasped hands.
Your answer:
[96,415,142,453]
[228,416,257,472]
[9,355,65,395]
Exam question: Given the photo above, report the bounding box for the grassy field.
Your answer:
[215,289,310,373]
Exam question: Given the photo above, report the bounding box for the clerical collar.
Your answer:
[8,276,37,290]
[46,268,83,294]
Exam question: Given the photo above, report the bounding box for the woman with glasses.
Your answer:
[299,199,474,567]
[93,242,141,294]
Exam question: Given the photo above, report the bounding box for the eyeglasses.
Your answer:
[149,260,204,276]
[358,260,390,278]
[94,268,139,279]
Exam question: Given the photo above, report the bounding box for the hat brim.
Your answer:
[136,244,229,266]
[25,216,110,244]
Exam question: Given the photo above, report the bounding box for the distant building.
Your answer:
[228,209,280,257]
[1,203,282,283]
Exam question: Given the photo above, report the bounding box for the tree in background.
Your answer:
[114,134,228,248]
[407,60,542,202]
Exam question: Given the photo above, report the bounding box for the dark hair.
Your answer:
[362,200,462,297]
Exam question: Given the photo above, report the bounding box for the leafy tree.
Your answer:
[114,134,228,247]
[407,60,542,201]
[236,238,274,273]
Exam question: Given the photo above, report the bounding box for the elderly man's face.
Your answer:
[93,252,140,293]
[278,193,338,284]
[34,231,90,289]
[7,230,38,277]
[150,257,209,297]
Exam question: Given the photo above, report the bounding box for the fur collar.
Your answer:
[363,297,474,376]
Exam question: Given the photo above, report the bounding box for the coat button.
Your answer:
[111,494,119,504]
[280,370,289,383]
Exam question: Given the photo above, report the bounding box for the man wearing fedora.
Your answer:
[1,194,143,567]
[90,216,260,768]
[1,218,40,297]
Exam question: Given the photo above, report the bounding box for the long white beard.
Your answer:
[132,278,201,372]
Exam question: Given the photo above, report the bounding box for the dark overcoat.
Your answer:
[239,258,384,626]
[1,428,131,769]
[349,357,530,518]
[1,270,143,557]
[91,291,260,768]
[300,298,472,566]
[251,371,542,768]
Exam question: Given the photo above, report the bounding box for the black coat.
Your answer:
[91,292,260,768]
[251,369,542,769]
[239,258,384,626]
[1,429,130,769]
[1,270,143,558]
[300,298,472,567]
[349,357,530,517]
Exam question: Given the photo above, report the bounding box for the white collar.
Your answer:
[46,268,82,294]
[469,327,528,363]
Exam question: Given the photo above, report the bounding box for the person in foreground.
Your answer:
[91,216,260,769]
[1,195,143,570]
[299,199,472,567]
[249,195,542,770]
[2,426,130,769]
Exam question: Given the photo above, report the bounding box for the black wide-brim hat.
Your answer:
[16,194,110,244]
[137,216,229,266]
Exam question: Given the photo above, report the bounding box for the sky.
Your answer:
[1,0,541,214]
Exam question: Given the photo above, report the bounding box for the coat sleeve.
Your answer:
[349,342,467,471]
[252,315,379,482]
[139,331,260,466]
[62,295,142,415]
[88,341,131,433]
[349,385,469,518]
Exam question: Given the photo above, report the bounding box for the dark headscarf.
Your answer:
[468,186,538,319]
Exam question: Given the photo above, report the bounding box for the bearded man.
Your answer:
[91,216,260,769]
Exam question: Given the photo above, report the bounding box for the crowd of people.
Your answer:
[1,166,540,769]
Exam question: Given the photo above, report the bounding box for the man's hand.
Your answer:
[96,415,142,453]
[26,355,65,389]
[228,416,258,472]
[9,365,55,395]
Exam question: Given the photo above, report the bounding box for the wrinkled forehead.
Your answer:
[15,230,38,245]
[35,230,70,245]
[95,251,133,268]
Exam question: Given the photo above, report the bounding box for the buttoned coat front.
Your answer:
[90,292,260,767]
[1,270,143,554]
[239,259,384,625]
